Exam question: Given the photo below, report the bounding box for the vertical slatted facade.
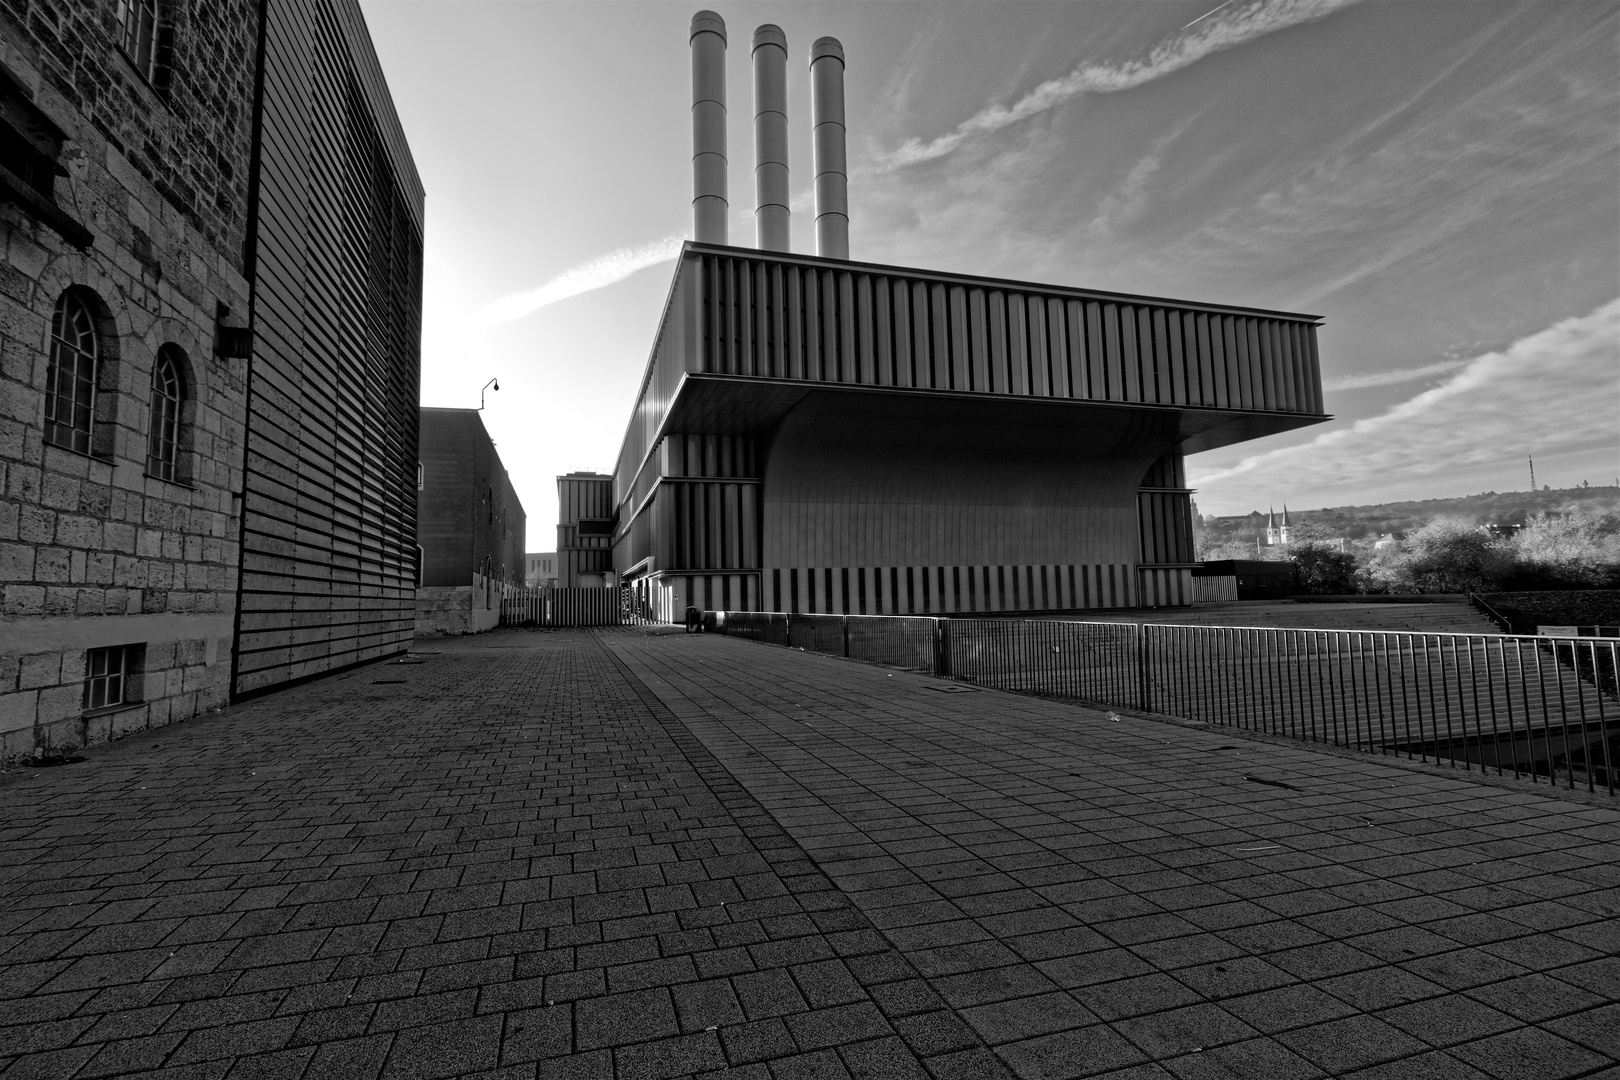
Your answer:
[234,0,424,695]
[1137,451,1196,607]
[686,251,1323,412]
[557,474,615,585]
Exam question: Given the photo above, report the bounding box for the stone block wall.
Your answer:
[415,574,503,637]
[0,1,258,764]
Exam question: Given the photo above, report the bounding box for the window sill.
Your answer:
[81,700,145,719]
[43,440,115,465]
[144,471,194,490]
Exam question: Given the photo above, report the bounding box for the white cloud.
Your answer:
[882,0,1363,170]
[476,234,685,327]
[1190,299,1620,504]
[1321,358,1468,391]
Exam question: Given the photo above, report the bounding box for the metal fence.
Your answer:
[502,584,673,628]
[714,611,1618,796]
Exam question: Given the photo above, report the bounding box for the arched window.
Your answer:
[45,291,98,454]
[146,345,185,481]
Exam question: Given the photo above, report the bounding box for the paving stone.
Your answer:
[1,629,1616,1080]
[997,1024,1148,1080]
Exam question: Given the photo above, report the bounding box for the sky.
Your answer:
[359,0,1619,539]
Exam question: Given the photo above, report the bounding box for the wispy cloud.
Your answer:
[1190,299,1620,504]
[1321,358,1468,391]
[882,0,1363,170]
[476,235,685,327]
[1158,8,1618,306]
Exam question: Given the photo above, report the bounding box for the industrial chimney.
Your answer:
[752,25,790,252]
[691,11,728,244]
[810,37,848,259]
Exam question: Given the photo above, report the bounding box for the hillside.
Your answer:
[1200,485,1620,544]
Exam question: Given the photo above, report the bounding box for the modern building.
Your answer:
[415,408,525,634]
[557,472,614,588]
[1,0,421,761]
[607,14,1330,617]
[1192,559,1301,602]
[231,0,423,694]
[524,552,558,588]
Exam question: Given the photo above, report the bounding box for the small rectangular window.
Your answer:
[84,644,145,712]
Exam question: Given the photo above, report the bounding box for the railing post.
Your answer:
[842,616,851,658]
[1137,623,1150,712]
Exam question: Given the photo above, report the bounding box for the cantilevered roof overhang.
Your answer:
[658,373,1329,457]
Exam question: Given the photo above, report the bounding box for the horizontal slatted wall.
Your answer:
[235,0,424,695]
[696,253,1323,413]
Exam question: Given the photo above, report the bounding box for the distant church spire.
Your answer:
[1265,503,1291,546]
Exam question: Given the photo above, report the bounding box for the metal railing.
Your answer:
[714,611,1618,796]
[946,618,1141,705]
[1140,625,1615,795]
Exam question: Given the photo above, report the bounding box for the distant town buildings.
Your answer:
[414,409,525,635]
[1,0,421,760]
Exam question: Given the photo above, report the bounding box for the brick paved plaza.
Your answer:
[2,629,1617,1080]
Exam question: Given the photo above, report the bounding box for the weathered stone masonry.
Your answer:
[0,0,259,761]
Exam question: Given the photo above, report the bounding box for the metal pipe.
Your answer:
[752,24,790,252]
[691,11,728,244]
[809,36,848,259]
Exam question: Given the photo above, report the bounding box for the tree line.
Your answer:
[1197,504,1620,594]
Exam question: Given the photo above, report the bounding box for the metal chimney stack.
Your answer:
[690,11,728,244]
[752,25,790,252]
[810,36,848,259]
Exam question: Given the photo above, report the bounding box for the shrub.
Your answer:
[1285,539,1358,594]
[1506,505,1620,588]
[1365,517,1512,593]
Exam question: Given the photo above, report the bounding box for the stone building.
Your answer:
[0,0,422,761]
[0,0,259,760]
